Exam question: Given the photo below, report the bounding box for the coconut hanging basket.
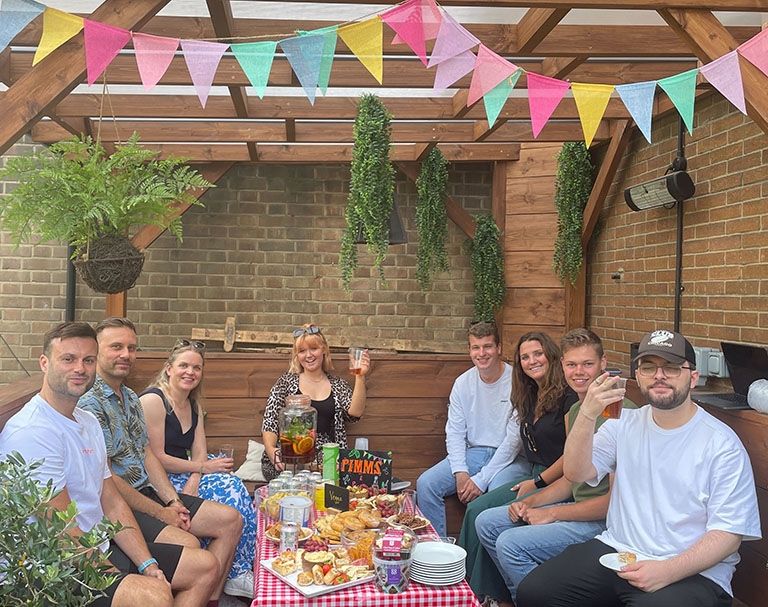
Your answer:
[73,234,145,294]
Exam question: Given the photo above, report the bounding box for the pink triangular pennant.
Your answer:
[84,20,131,85]
[738,27,768,78]
[180,39,228,108]
[133,32,179,90]
[467,45,517,106]
[382,0,441,65]
[700,51,747,114]
[527,72,571,138]
[433,49,475,91]
[428,10,479,67]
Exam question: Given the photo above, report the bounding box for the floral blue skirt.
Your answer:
[168,464,256,579]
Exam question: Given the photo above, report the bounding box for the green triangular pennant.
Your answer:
[658,68,698,134]
[231,41,277,99]
[483,69,521,128]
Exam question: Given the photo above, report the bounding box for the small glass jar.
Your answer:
[278,394,318,463]
[373,527,418,594]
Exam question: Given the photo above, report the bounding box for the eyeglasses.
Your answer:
[636,363,692,378]
[174,339,206,352]
[292,326,322,339]
[521,421,538,454]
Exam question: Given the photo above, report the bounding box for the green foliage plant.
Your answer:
[552,141,594,285]
[0,452,121,607]
[469,214,505,322]
[340,94,395,289]
[0,133,213,258]
[415,147,449,290]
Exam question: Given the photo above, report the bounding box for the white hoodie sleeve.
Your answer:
[470,409,522,491]
[445,382,469,475]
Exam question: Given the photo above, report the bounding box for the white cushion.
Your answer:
[234,439,266,482]
[747,379,768,414]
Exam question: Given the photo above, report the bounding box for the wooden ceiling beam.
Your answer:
[0,48,10,85]
[45,115,90,138]
[239,0,768,10]
[540,56,587,79]
[45,94,633,121]
[515,8,570,53]
[32,118,605,145]
[114,142,521,163]
[658,8,768,136]
[0,0,171,156]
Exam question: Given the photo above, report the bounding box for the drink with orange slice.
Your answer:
[278,394,318,462]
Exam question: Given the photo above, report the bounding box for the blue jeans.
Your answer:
[476,504,606,601]
[416,448,530,537]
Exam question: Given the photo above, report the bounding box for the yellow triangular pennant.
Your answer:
[571,83,615,147]
[339,17,383,84]
[33,8,84,65]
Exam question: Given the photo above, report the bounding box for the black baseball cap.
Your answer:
[633,330,696,368]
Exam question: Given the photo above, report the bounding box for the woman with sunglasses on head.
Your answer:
[261,324,371,481]
[474,329,636,606]
[139,340,257,600]
[459,331,579,601]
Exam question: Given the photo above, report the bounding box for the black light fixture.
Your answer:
[353,200,408,245]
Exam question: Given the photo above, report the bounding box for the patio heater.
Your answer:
[624,117,693,333]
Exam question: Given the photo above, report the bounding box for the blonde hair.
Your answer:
[149,345,205,412]
[289,324,334,374]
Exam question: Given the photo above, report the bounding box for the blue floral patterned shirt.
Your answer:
[78,375,152,490]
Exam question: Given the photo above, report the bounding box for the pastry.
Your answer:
[297,571,313,586]
[312,564,324,585]
[618,552,637,565]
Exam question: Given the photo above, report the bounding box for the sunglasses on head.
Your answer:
[293,326,322,339]
[174,339,206,352]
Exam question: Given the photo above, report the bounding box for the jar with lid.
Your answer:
[372,526,418,594]
[278,394,318,464]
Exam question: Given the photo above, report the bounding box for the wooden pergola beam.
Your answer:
[0,0,171,156]
[257,0,768,9]
[395,162,477,239]
[564,119,633,331]
[105,161,235,316]
[658,8,768,136]
[516,8,571,53]
[540,56,588,79]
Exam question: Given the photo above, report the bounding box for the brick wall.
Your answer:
[587,95,768,380]
[1,153,491,384]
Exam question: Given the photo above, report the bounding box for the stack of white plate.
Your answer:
[409,541,466,586]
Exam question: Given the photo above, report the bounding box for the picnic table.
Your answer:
[251,487,482,607]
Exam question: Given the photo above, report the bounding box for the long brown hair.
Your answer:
[511,332,566,421]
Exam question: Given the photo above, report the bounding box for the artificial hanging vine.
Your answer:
[339,94,395,290]
[469,214,505,322]
[415,147,449,290]
[552,141,594,285]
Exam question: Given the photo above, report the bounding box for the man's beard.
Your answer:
[640,380,691,410]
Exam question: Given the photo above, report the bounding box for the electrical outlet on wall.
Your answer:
[707,351,729,378]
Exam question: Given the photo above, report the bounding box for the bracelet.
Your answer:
[164,497,183,507]
[137,558,158,574]
[199,463,205,474]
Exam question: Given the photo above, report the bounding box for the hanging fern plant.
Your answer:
[552,141,594,285]
[340,94,395,289]
[469,214,505,322]
[415,147,449,290]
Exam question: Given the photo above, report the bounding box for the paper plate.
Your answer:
[599,552,663,572]
[412,541,466,566]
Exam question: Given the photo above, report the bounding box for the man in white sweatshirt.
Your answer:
[417,321,528,536]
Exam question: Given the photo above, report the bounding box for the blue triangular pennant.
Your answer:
[0,0,44,53]
[280,33,326,105]
[615,81,656,144]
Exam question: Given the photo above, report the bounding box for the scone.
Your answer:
[618,551,637,565]
[297,571,313,586]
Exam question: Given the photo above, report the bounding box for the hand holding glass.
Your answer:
[349,347,366,375]
[601,377,627,419]
[217,444,235,473]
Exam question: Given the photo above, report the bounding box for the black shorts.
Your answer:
[134,486,205,542]
[91,540,183,607]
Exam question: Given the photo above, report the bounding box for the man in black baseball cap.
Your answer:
[632,329,696,368]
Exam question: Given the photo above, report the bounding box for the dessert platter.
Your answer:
[386,513,430,532]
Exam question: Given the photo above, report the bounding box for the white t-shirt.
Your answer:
[445,363,522,491]
[589,405,760,595]
[0,394,111,535]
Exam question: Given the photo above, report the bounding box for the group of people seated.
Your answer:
[418,322,760,607]
[0,317,761,607]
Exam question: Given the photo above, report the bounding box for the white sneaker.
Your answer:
[224,571,254,599]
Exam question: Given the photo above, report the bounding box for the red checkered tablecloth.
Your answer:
[251,488,481,607]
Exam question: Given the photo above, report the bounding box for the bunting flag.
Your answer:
[338,17,383,84]
[615,81,656,144]
[526,72,570,138]
[0,0,44,54]
[483,69,521,128]
[571,82,615,147]
[316,26,338,95]
[231,40,277,99]
[180,39,228,108]
[433,49,475,91]
[381,0,441,66]
[133,32,179,90]
[467,45,517,106]
[33,7,83,65]
[280,33,326,105]
[738,27,768,78]
[84,20,130,85]
[658,68,698,134]
[427,9,479,68]
[699,51,747,115]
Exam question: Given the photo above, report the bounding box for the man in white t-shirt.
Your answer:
[517,329,761,607]
[417,321,529,537]
[0,322,218,607]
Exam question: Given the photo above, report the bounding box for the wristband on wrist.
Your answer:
[164,497,182,507]
[137,558,158,574]
[534,474,548,489]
